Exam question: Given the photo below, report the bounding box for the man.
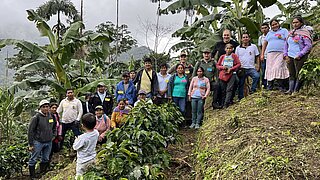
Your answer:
[168,52,193,80]
[235,33,260,100]
[258,23,270,89]
[129,70,136,81]
[134,90,153,106]
[115,72,137,106]
[82,93,94,115]
[211,29,239,60]
[155,63,171,105]
[28,100,56,178]
[133,57,159,99]
[89,82,113,115]
[57,89,83,148]
[211,29,240,107]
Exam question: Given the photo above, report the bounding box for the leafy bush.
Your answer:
[0,143,29,178]
[84,102,183,179]
[299,58,320,90]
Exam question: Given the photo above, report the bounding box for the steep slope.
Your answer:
[193,91,320,179]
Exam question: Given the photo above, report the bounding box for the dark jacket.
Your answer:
[82,101,94,115]
[28,112,56,146]
[192,59,217,83]
[167,73,190,98]
[89,92,113,115]
[133,69,159,97]
[211,40,239,60]
[115,80,136,105]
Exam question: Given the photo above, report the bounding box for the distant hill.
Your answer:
[118,46,152,62]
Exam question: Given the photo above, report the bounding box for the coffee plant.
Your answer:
[84,102,184,179]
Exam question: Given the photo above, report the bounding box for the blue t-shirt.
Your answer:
[192,79,206,98]
[172,75,187,98]
[287,36,301,58]
[265,28,288,53]
[223,55,234,68]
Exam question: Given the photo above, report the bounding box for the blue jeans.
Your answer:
[238,68,260,100]
[191,98,204,125]
[172,97,186,115]
[29,140,52,166]
[261,59,267,88]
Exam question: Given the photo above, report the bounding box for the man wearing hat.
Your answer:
[193,48,217,89]
[168,52,194,80]
[57,89,83,149]
[28,100,56,178]
[89,82,113,115]
[134,90,153,106]
[115,72,137,106]
[133,57,159,99]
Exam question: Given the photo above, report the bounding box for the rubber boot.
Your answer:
[285,80,295,94]
[267,81,274,90]
[29,165,36,179]
[40,162,49,174]
[293,80,300,92]
[277,79,287,92]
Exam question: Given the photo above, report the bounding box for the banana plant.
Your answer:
[0,9,112,98]
[162,0,278,54]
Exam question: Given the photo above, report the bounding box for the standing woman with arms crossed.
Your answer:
[284,16,312,94]
[168,64,189,118]
[261,19,290,91]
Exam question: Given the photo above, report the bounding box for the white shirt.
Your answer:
[258,34,268,57]
[73,129,99,163]
[57,97,83,123]
[98,92,106,103]
[235,44,260,69]
[157,72,171,98]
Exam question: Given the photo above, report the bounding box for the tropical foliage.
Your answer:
[83,102,184,179]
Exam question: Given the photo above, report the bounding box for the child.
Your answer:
[134,90,153,107]
[188,67,210,129]
[73,113,99,177]
[94,105,111,144]
[216,44,241,108]
[111,99,131,129]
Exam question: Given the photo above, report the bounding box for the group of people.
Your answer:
[27,16,313,179]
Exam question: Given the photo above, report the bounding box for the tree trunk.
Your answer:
[57,10,61,38]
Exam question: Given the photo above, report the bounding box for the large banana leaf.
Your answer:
[27,9,58,51]
[18,60,54,72]
[161,0,227,14]
[75,79,119,95]
[0,39,46,55]
[239,17,260,39]
[9,77,65,94]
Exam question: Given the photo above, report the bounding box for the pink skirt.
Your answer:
[265,52,289,81]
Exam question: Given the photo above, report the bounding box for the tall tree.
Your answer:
[36,0,80,37]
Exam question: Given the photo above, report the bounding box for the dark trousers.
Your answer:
[261,59,267,88]
[219,74,238,107]
[61,121,81,149]
[211,81,221,106]
[287,56,307,81]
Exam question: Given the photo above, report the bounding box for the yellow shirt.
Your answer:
[140,69,152,93]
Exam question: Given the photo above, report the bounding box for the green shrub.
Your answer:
[299,58,320,90]
[85,102,183,179]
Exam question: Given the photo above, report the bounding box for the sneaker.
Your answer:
[195,124,200,129]
[189,123,195,128]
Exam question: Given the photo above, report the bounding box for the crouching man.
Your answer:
[28,100,56,179]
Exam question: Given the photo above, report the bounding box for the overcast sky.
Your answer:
[0,0,286,53]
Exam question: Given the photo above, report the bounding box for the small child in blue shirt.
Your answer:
[73,113,99,177]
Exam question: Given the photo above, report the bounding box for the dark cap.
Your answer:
[202,48,211,53]
[180,52,187,57]
[122,72,129,77]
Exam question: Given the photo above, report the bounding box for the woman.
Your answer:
[261,19,290,91]
[284,16,312,94]
[168,64,189,116]
[50,103,62,154]
[188,67,210,129]
[111,99,131,128]
[94,105,110,143]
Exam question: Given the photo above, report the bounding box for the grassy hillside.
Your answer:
[193,91,320,179]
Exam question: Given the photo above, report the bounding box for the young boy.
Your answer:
[216,44,241,108]
[73,113,99,177]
